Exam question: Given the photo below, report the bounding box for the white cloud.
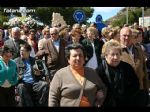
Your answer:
[92,7,124,13]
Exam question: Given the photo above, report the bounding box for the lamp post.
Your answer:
[142,7,144,27]
[126,7,128,25]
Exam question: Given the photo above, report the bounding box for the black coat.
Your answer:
[81,38,103,65]
[96,59,140,106]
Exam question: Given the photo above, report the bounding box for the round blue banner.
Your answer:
[73,10,86,23]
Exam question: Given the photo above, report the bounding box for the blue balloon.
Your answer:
[96,15,103,23]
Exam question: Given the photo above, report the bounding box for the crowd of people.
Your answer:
[0,20,150,107]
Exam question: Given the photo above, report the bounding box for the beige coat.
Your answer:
[120,45,149,90]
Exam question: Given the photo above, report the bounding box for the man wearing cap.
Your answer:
[4,27,27,59]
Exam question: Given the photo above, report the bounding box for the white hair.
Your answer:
[11,27,20,32]
[50,27,59,34]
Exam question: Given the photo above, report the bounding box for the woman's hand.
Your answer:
[34,68,41,76]
[95,90,105,107]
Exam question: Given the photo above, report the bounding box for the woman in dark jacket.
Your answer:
[81,26,103,70]
[96,40,140,107]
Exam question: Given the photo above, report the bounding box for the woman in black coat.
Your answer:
[96,40,140,107]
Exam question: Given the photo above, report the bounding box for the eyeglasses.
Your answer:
[50,33,57,36]
[46,33,50,35]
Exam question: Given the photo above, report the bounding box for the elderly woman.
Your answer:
[81,26,103,70]
[0,45,18,106]
[96,40,140,106]
[101,27,111,43]
[111,26,121,42]
[48,43,107,107]
[68,28,83,44]
[68,24,84,44]
[38,28,50,50]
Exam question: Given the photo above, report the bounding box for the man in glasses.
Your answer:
[14,43,49,106]
[120,26,149,106]
[4,27,27,59]
[38,27,67,81]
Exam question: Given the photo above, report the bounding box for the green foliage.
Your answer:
[133,8,142,22]
[110,7,144,27]
[0,15,8,27]
[111,15,126,27]
[128,11,136,24]
[33,7,52,25]
[0,7,93,28]
[33,7,94,26]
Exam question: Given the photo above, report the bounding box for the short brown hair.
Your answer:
[42,28,49,35]
[20,43,32,52]
[70,29,81,37]
[1,45,14,56]
[86,26,99,37]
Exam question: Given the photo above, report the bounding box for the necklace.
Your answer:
[77,74,85,85]
[70,67,85,85]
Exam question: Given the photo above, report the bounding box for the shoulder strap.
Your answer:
[76,78,87,106]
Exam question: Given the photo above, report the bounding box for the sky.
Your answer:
[88,7,125,22]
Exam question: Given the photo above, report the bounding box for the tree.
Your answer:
[133,8,142,22]
[0,7,93,28]
[111,15,126,27]
[106,7,148,27]
[0,15,8,27]
[128,11,136,24]
[33,7,94,26]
